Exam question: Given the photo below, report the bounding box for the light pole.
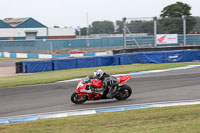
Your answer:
[123,17,127,49]
[154,17,157,48]
[182,15,186,46]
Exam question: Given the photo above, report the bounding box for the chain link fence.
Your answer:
[123,16,200,48]
[124,17,154,48]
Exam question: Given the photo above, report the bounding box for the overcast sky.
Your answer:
[0,0,199,28]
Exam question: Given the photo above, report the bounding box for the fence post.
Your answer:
[86,13,90,47]
[182,15,186,46]
[153,17,157,47]
[49,42,53,54]
[123,17,127,49]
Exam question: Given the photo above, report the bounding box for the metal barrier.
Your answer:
[16,49,200,73]
[1,35,200,54]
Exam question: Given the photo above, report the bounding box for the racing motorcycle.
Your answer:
[71,75,132,104]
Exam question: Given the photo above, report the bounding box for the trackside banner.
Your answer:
[156,34,178,44]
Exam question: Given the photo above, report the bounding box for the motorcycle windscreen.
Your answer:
[119,76,131,84]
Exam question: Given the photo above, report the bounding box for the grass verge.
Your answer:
[0,57,29,61]
[0,62,200,88]
[0,104,200,133]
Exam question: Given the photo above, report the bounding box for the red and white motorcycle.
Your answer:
[71,75,132,104]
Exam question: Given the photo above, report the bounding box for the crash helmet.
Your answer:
[94,69,103,79]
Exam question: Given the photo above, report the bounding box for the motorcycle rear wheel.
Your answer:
[71,92,87,104]
[115,84,132,100]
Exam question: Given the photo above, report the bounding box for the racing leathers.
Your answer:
[98,72,119,98]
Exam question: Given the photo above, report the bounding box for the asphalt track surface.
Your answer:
[0,67,200,118]
[0,61,16,67]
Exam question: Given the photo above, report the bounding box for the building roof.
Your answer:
[2,17,30,27]
[0,17,47,28]
[0,20,12,28]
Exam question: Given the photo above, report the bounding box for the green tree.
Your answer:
[192,17,200,31]
[158,17,183,34]
[79,27,87,36]
[127,20,144,33]
[116,20,154,34]
[160,2,191,17]
[89,21,115,34]
[159,2,196,34]
[115,20,123,34]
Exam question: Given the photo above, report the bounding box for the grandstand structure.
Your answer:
[0,17,75,40]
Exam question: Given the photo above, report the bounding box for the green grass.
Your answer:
[0,104,200,133]
[0,57,31,61]
[0,62,200,88]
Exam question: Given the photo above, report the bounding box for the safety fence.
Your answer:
[16,49,200,73]
[0,37,123,54]
[123,16,200,48]
[1,35,200,54]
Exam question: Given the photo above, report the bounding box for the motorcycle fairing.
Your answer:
[119,76,131,85]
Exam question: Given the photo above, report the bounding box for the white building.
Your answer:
[0,17,75,40]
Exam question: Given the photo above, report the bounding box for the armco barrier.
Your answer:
[113,46,200,54]
[53,58,77,70]
[113,51,166,65]
[97,56,115,66]
[164,50,184,63]
[20,56,115,73]
[18,50,200,73]
[184,50,200,62]
[22,60,53,73]
[52,56,114,71]
[77,57,98,68]
[114,50,200,65]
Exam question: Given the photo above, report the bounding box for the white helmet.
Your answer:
[94,69,103,79]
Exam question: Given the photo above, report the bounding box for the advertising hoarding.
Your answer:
[156,34,178,44]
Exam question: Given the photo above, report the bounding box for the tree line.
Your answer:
[77,2,199,36]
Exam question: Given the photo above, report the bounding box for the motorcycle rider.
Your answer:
[93,69,119,98]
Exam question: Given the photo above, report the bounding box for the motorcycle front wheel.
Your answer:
[115,84,132,100]
[71,92,87,104]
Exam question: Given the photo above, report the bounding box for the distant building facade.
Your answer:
[0,17,75,40]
